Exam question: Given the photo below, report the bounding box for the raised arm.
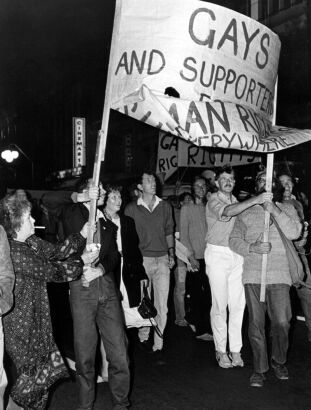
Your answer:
[223,192,273,217]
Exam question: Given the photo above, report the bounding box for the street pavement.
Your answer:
[46,310,311,410]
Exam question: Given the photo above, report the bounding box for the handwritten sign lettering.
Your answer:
[109,0,311,154]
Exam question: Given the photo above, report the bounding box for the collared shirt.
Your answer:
[125,196,174,257]
[137,195,162,212]
[205,191,238,247]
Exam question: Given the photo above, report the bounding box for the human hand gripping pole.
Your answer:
[82,183,100,287]
[82,127,108,286]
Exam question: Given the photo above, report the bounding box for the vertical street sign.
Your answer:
[73,117,86,167]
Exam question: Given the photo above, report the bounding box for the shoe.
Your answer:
[152,349,166,365]
[195,332,214,341]
[215,351,232,369]
[175,319,188,327]
[229,352,244,367]
[271,359,289,380]
[250,372,265,387]
[137,340,152,353]
[188,324,196,333]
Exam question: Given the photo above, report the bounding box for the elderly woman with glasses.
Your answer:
[0,190,98,410]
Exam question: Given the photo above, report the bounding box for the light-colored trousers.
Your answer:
[139,255,170,351]
[173,259,187,323]
[205,244,245,353]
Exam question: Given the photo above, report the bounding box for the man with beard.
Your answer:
[229,170,301,387]
[205,165,271,369]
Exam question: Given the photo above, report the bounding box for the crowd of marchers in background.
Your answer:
[0,164,310,409]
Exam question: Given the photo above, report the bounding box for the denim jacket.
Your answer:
[0,225,14,315]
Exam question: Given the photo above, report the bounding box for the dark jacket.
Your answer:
[62,203,119,275]
[115,215,148,307]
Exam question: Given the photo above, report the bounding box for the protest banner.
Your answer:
[111,0,279,120]
[109,0,311,153]
[156,131,260,181]
[102,0,311,301]
[156,132,178,180]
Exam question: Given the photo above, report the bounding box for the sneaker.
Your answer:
[215,351,232,369]
[175,319,188,327]
[195,332,214,341]
[250,372,265,387]
[229,352,244,367]
[271,359,289,380]
[188,324,196,333]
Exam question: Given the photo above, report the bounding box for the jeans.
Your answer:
[173,259,187,323]
[138,255,170,351]
[245,284,292,374]
[185,259,212,335]
[70,273,130,410]
[205,244,245,352]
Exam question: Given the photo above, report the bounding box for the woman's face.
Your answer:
[105,191,122,216]
[279,175,294,199]
[17,209,35,241]
[181,194,194,207]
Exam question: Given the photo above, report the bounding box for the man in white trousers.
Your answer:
[204,165,272,369]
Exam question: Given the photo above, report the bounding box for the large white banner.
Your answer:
[112,0,279,120]
[107,0,311,153]
[156,131,260,180]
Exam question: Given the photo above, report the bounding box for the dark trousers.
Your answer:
[70,273,130,410]
[296,257,311,332]
[245,284,292,374]
[185,259,212,335]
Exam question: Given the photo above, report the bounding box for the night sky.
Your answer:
[0,0,116,187]
[0,0,310,192]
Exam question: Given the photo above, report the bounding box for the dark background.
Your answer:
[0,0,310,194]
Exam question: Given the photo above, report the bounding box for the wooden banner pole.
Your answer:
[260,78,278,302]
[259,153,274,302]
[86,0,122,245]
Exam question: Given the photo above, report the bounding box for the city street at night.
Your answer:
[46,312,311,410]
[1,1,311,410]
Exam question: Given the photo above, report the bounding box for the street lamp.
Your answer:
[1,144,34,185]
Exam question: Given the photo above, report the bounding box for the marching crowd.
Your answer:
[0,165,310,409]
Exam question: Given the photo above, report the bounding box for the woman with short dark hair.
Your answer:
[103,185,148,309]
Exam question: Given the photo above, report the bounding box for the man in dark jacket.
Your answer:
[62,179,130,410]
